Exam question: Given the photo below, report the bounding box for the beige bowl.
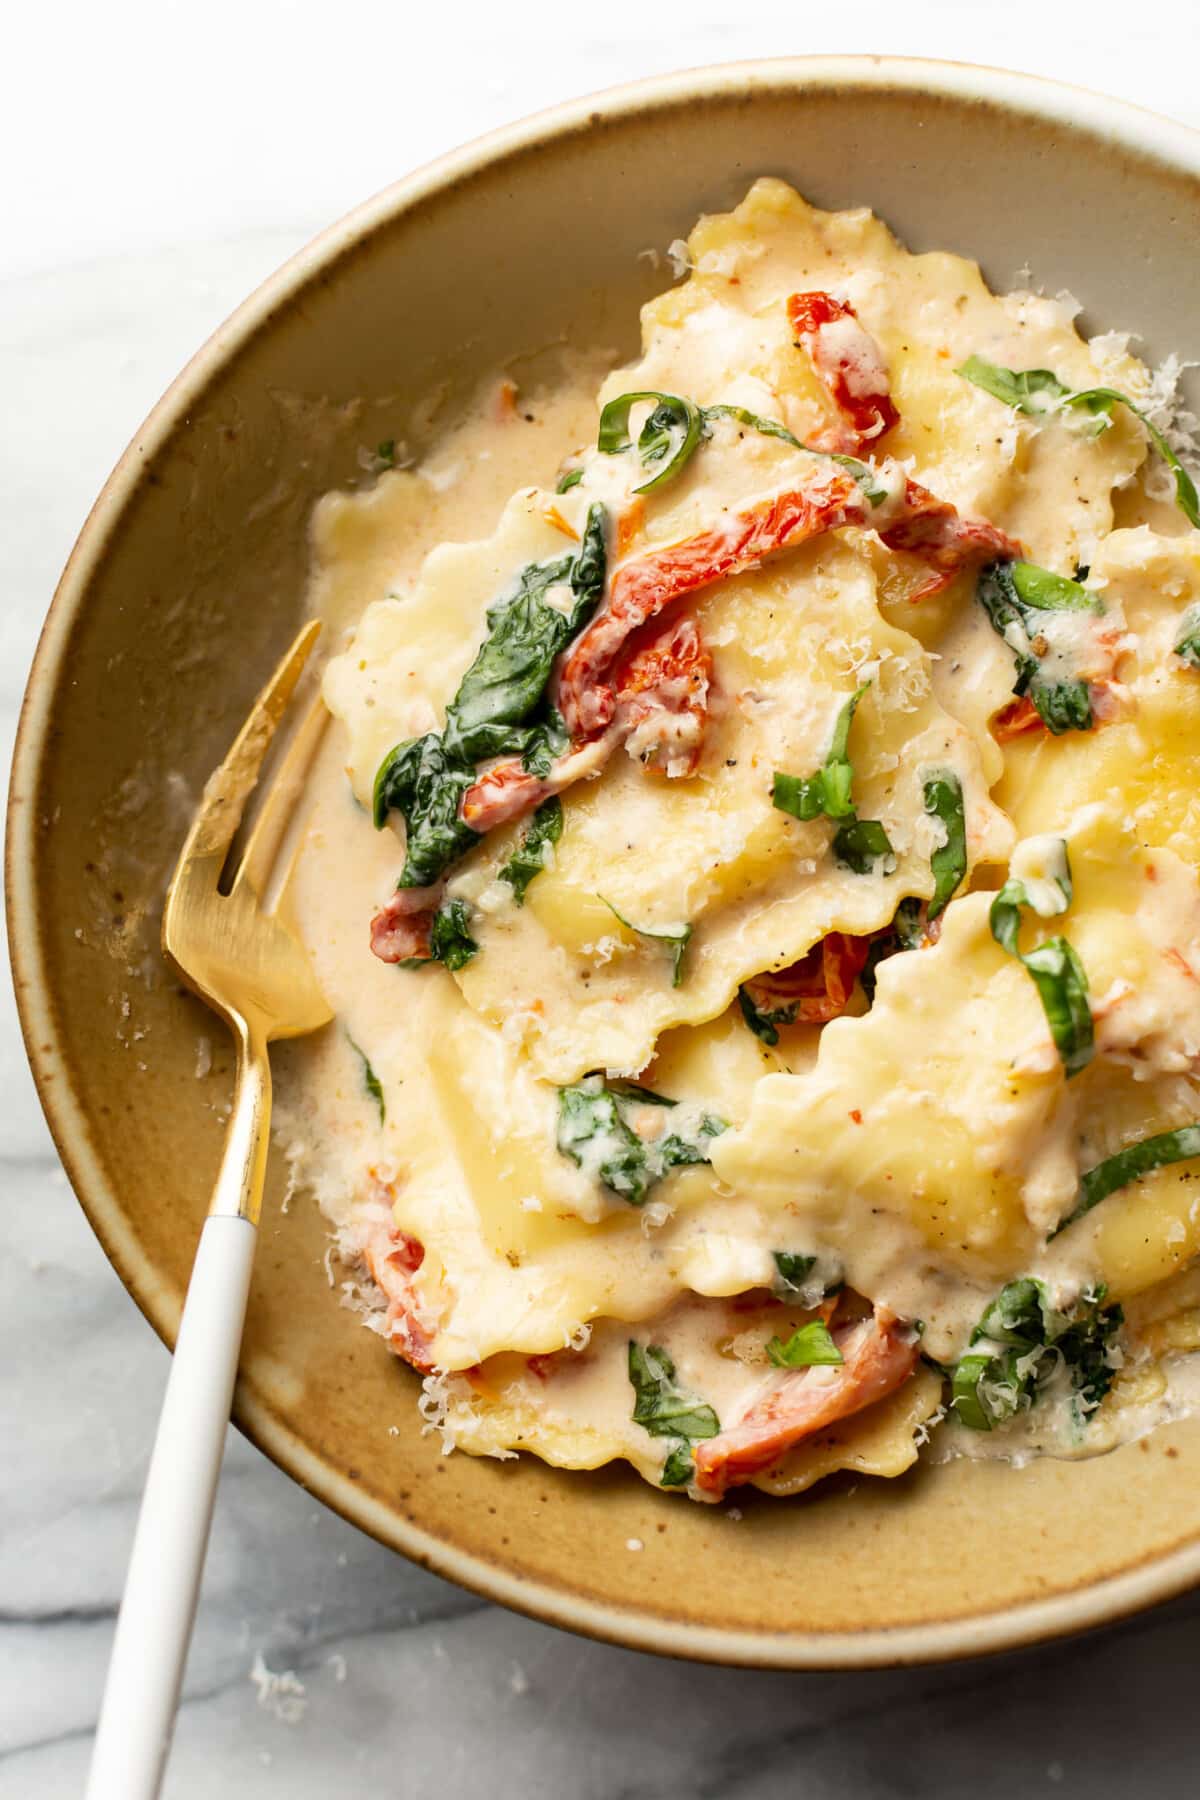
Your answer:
[11,56,1200,1668]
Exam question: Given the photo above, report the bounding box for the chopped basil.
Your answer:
[959,357,1200,527]
[597,391,706,492]
[1052,1124,1200,1236]
[976,560,1101,735]
[989,839,1072,957]
[949,1278,1122,1431]
[555,466,584,493]
[556,1073,726,1206]
[702,402,887,503]
[1174,602,1200,668]
[832,817,894,875]
[989,849,1092,1077]
[1021,938,1092,1076]
[628,1341,720,1487]
[704,401,807,452]
[773,685,892,873]
[498,798,562,903]
[923,770,967,919]
[766,1319,844,1368]
[601,897,692,988]
[737,984,796,1046]
[773,686,865,822]
[599,389,892,506]
[347,1035,385,1124]
[957,356,1073,416]
[376,438,397,467]
[374,507,607,891]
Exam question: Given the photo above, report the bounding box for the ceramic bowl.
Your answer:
[11,56,1200,1667]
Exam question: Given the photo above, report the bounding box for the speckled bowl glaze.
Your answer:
[10,57,1200,1668]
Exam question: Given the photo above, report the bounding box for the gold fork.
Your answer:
[87,622,332,1800]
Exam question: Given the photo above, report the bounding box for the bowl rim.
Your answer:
[11,52,1200,1670]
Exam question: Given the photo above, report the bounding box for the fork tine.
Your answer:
[230,686,329,908]
[169,620,322,879]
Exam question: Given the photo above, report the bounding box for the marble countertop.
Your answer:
[4,8,1200,1794]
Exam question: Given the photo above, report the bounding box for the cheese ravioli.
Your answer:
[283,180,1200,1499]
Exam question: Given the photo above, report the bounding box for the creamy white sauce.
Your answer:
[276,179,1200,1496]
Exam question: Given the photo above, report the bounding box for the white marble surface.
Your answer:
[5,6,1200,1794]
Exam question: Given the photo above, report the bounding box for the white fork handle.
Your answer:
[86,1214,256,1800]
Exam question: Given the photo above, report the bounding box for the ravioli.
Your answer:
[711,808,1200,1360]
[450,527,1010,1081]
[282,177,1200,1500]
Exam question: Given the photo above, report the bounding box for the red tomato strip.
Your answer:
[692,1306,919,1496]
[559,472,864,740]
[743,931,871,1025]
[991,695,1045,742]
[359,1203,436,1372]
[880,479,1023,602]
[369,884,440,965]
[613,612,713,778]
[787,290,899,454]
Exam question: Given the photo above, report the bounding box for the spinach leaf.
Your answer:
[628,1341,720,1486]
[989,849,1092,1077]
[770,1250,844,1301]
[1174,602,1200,668]
[858,898,927,1003]
[427,899,478,972]
[601,897,692,988]
[833,817,894,875]
[766,1319,844,1368]
[498,797,563,903]
[372,734,480,886]
[376,438,398,467]
[660,1443,698,1488]
[557,1076,647,1203]
[737,984,796,1046]
[772,685,866,822]
[959,357,1200,527]
[772,1250,817,1290]
[556,1073,726,1206]
[347,1035,386,1124]
[949,1278,1122,1431]
[555,466,584,493]
[923,770,967,919]
[520,709,570,778]
[976,560,1101,734]
[893,896,926,949]
[442,504,607,763]
[597,391,706,492]
[1052,1124,1200,1236]
[373,508,607,891]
